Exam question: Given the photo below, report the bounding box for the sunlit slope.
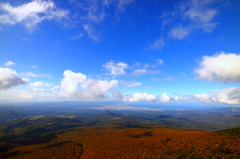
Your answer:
[0,113,240,159]
[4,126,240,159]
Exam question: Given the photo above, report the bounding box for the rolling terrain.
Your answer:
[0,104,240,158]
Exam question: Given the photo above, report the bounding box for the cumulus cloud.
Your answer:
[81,78,118,93]
[103,61,128,76]
[29,81,52,87]
[174,96,190,102]
[116,92,172,103]
[0,0,68,30]
[149,38,165,50]
[191,88,240,104]
[123,93,156,102]
[60,70,87,96]
[0,68,28,90]
[121,81,142,87]
[195,52,240,83]
[4,61,16,66]
[212,87,240,104]
[59,70,118,100]
[193,93,214,103]
[157,92,172,103]
[175,87,240,104]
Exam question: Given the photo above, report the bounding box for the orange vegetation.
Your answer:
[6,127,240,159]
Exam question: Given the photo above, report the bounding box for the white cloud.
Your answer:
[134,62,142,67]
[70,0,107,24]
[195,52,240,83]
[68,0,135,43]
[157,92,172,103]
[20,72,52,78]
[149,38,165,50]
[59,70,118,100]
[60,70,87,96]
[4,61,16,66]
[15,91,33,99]
[144,64,155,68]
[123,93,156,102]
[163,76,175,81]
[174,96,190,102]
[132,69,160,75]
[72,33,83,39]
[81,78,118,93]
[103,60,161,76]
[213,87,240,104]
[193,93,214,103]
[32,65,37,69]
[50,85,59,91]
[174,87,240,104]
[82,1,106,23]
[183,0,217,32]
[29,81,52,87]
[169,26,189,39]
[0,0,68,30]
[166,0,217,40]
[116,0,135,12]
[121,81,142,87]
[132,69,148,74]
[157,59,164,65]
[83,24,99,42]
[113,90,124,100]
[0,68,28,90]
[103,61,128,76]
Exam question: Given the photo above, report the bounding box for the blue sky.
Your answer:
[0,0,240,106]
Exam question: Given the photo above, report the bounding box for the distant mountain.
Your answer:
[0,110,28,123]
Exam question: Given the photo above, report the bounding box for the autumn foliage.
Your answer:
[5,127,240,159]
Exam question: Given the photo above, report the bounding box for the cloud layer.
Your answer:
[29,81,52,87]
[123,93,156,102]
